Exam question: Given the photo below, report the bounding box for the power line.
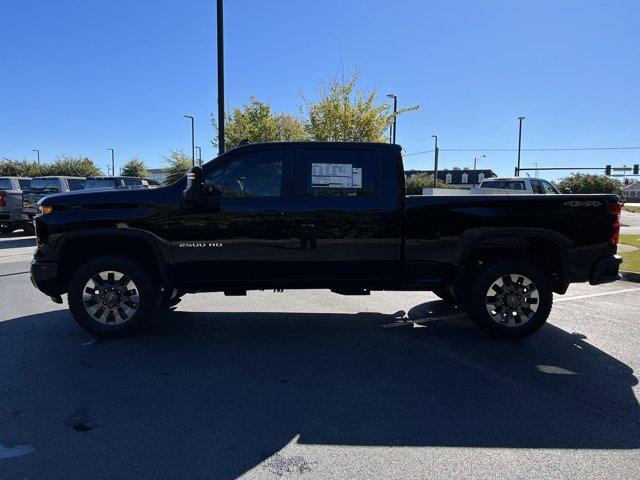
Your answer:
[404,146,640,157]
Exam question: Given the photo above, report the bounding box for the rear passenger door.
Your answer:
[290,146,401,283]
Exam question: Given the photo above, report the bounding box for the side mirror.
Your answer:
[182,166,203,202]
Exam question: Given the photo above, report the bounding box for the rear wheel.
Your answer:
[0,224,15,235]
[68,256,158,337]
[464,260,552,339]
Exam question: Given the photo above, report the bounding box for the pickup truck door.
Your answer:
[171,146,295,284]
[289,146,402,282]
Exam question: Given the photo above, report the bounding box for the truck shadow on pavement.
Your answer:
[0,303,638,478]
[0,236,36,249]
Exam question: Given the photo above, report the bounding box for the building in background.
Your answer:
[405,168,498,189]
[624,181,640,200]
[147,168,167,184]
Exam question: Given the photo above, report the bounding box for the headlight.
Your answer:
[39,205,53,215]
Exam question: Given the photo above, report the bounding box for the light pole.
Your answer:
[431,135,439,188]
[183,115,195,167]
[473,154,485,186]
[516,116,525,176]
[217,0,225,155]
[32,149,40,164]
[107,148,115,177]
[387,93,397,144]
[195,146,202,166]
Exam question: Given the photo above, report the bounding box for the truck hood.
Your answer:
[38,185,174,210]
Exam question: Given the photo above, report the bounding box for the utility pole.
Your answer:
[431,135,439,188]
[107,148,115,177]
[32,149,40,164]
[473,154,485,186]
[183,115,195,166]
[516,116,525,176]
[387,93,398,144]
[217,0,225,155]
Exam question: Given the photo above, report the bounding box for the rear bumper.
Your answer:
[589,255,622,285]
[30,260,61,297]
[0,212,13,221]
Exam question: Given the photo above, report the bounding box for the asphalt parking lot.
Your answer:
[1,234,639,480]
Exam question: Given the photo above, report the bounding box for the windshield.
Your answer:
[84,179,116,190]
[30,178,61,192]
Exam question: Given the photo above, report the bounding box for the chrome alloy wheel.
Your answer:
[82,271,140,325]
[485,273,539,327]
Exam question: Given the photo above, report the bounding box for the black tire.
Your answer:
[464,259,552,339]
[432,286,458,305]
[22,222,35,236]
[68,256,158,337]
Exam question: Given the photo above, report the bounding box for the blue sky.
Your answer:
[1,0,638,178]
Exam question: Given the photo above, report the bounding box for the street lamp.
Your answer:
[32,149,40,164]
[195,146,202,166]
[183,115,195,167]
[516,116,525,176]
[431,135,439,188]
[107,148,115,177]
[217,0,225,155]
[473,154,486,186]
[387,93,397,144]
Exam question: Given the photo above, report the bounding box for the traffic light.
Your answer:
[634,164,639,175]
[605,165,611,176]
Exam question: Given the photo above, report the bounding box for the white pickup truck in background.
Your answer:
[422,177,561,196]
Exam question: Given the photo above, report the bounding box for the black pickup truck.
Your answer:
[30,142,622,339]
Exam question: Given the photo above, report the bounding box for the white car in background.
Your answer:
[479,177,561,194]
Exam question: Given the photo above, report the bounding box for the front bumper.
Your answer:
[589,255,622,285]
[30,260,61,297]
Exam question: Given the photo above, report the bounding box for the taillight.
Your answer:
[0,191,6,208]
[609,201,622,244]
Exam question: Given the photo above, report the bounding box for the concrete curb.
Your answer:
[621,271,640,283]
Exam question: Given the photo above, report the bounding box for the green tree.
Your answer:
[163,149,192,185]
[212,96,308,150]
[405,173,456,195]
[0,159,47,177]
[46,156,102,177]
[121,158,148,178]
[302,71,418,142]
[556,173,624,196]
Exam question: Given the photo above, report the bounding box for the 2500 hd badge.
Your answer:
[178,242,223,248]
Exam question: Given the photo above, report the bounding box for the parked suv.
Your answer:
[479,177,560,194]
[0,176,32,234]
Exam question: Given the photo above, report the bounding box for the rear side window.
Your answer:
[304,149,376,197]
[542,180,559,194]
[18,179,31,190]
[0,178,12,190]
[530,180,543,194]
[506,181,526,191]
[67,178,86,191]
[123,178,143,187]
[30,178,61,191]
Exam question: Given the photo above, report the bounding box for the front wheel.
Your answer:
[464,260,552,339]
[68,256,158,337]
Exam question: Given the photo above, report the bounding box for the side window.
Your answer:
[530,180,543,194]
[506,181,525,190]
[542,180,559,194]
[204,150,284,198]
[0,178,12,190]
[304,149,376,197]
[123,178,142,187]
[18,179,31,190]
[67,178,85,191]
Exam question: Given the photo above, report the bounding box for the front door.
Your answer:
[172,146,294,285]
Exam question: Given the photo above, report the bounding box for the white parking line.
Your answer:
[556,287,640,302]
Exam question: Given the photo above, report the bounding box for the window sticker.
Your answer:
[311,163,362,189]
